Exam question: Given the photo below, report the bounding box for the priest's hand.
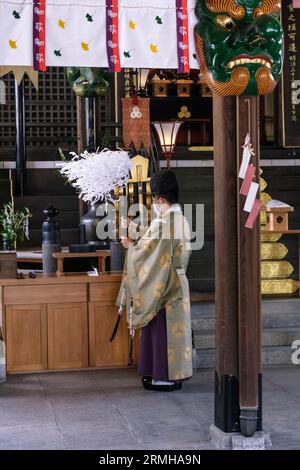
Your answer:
[121,237,133,249]
[120,216,131,229]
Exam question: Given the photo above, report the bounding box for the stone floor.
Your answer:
[0,365,300,450]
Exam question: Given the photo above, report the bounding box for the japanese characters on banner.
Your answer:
[282,1,300,147]
[0,0,198,71]
[239,134,262,230]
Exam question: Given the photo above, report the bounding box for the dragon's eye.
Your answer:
[216,15,236,31]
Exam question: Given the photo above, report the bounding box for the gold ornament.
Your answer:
[261,242,288,260]
[261,232,282,243]
[260,172,297,296]
[261,279,298,295]
[261,261,294,279]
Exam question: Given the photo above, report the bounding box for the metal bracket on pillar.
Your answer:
[240,408,258,437]
[15,78,26,196]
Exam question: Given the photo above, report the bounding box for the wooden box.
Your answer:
[151,78,171,97]
[198,80,212,97]
[0,251,17,279]
[176,79,194,97]
[265,207,294,231]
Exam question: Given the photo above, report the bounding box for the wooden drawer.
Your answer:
[4,284,87,305]
[89,282,120,303]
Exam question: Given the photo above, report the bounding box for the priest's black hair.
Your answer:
[150,170,179,204]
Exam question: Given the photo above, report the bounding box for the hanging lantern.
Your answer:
[137,69,150,97]
[152,121,182,168]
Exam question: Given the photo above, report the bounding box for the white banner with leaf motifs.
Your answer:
[0,0,199,70]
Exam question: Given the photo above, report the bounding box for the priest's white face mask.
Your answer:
[153,196,162,217]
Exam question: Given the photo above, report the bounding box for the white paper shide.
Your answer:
[60,148,132,204]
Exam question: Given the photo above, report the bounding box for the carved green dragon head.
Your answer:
[66,67,110,98]
[194,0,283,95]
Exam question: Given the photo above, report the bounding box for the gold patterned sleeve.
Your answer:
[126,218,173,328]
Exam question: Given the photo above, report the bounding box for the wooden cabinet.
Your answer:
[5,302,88,373]
[47,302,88,370]
[89,302,129,367]
[1,275,135,374]
[5,304,47,372]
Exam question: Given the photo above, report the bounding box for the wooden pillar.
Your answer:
[76,95,86,217]
[76,94,102,216]
[15,78,26,197]
[213,95,240,432]
[236,96,261,437]
[213,94,262,436]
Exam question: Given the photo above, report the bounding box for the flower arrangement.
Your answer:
[60,148,132,204]
[0,202,31,250]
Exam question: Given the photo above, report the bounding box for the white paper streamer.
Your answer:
[60,148,132,204]
[243,182,259,213]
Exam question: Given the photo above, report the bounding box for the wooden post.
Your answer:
[236,96,261,437]
[15,78,26,197]
[76,95,87,217]
[213,94,262,436]
[213,95,240,432]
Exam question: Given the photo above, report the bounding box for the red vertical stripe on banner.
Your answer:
[176,0,190,73]
[112,0,121,72]
[106,0,121,72]
[181,0,189,73]
[33,0,46,71]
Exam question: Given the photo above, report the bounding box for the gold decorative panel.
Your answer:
[261,232,282,243]
[261,243,288,260]
[260,171,298,296]
[260,192,272,205]
[260,178,267,192]
[261,261,294,279]
[261,279,298,295]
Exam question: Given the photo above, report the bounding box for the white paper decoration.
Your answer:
[60,148,132,203]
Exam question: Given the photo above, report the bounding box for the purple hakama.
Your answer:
[137,307,169,381]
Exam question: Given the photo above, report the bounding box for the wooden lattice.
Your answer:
[0,68,110,150]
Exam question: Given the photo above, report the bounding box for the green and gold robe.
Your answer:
[116,204,193,381]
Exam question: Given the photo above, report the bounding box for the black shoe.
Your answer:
[142,376,182,392]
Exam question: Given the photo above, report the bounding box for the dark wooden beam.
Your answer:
[236,96,261,436]
[213,94,262,436]
[15,78,26,196]
[213,95,240,432]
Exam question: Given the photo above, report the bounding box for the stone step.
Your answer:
[191,300,300,330]
[195,346,294,369]
[194,328,300,350]
[261,346,294,366]
[0,169,10,178]
[263,328,300,346]
[196,349,215,369]
[23,169,76,196]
